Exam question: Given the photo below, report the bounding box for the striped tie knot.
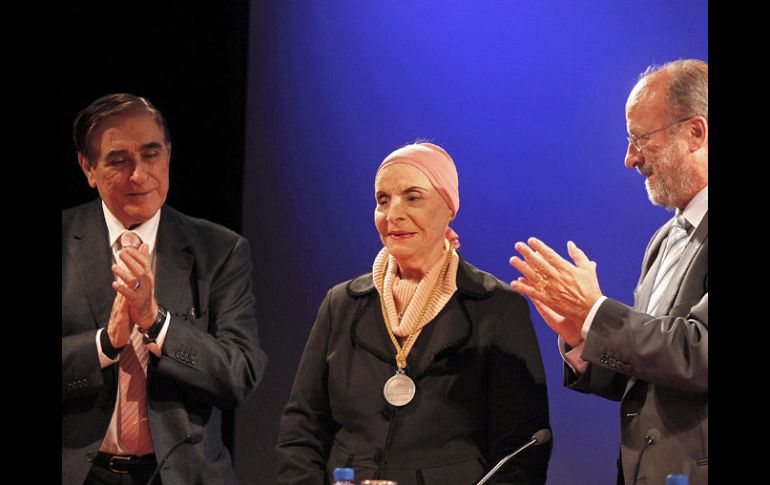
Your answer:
[672,215,690,232]
[120,231,142,250]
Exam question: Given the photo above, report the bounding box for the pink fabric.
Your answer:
[118,329,153,455]
[117,231,154,454]
[377,142,461,248]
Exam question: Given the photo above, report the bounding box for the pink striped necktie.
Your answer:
[117,231,154,455]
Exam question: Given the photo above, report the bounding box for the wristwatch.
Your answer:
[142,305,169,344]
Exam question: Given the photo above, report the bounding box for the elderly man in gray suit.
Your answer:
[509,59,708,484]
[62,93,268,484]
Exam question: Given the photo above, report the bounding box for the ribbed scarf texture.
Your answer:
[372,243,460,359]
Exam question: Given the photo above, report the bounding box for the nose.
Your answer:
[624,143,642,169]
[129,160,149,183]
[386,197,406,223]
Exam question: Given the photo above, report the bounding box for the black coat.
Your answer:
[277,257,551,484]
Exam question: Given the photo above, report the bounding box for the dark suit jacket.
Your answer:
[567,212,708,484]
[276,257,551,485]
[62,199,268,485]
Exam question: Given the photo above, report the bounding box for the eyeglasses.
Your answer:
[626,116,693,151]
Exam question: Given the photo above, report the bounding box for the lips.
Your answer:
[387,231,416,240]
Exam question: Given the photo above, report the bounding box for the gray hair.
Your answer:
[640,59,708,122]
[73,93,171,165]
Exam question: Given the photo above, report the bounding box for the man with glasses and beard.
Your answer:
[509,59,708,484]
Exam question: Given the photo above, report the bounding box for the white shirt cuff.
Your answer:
[96,328,120,368]
[581,295,608,339]
[558,335,589,374]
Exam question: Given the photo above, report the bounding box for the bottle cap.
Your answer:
[666,474,688,485]
[334,468,355,481]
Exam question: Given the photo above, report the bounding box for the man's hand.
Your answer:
[107,293,132,348]
[530,297,584,347]
[112,243,159,331]
[509,238,603,337]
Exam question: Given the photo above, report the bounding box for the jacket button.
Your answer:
[373,449,384,466]
[380,405,395,421]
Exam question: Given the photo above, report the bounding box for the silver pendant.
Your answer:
[383,370,415,406]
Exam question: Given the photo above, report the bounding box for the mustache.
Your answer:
[636,163,653,177]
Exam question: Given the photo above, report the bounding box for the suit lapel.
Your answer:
[653,211,708,315]
[70,200,117,328]
[635,220,671,312]
[626,212,709,397]
[627,219,676,397]
[351,296,400,368]
[351,294,471,380]
[350,257,488,381]
[406,298,472,379]
[153,207,195,315]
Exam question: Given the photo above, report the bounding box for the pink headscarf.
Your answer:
[376,142,461,248]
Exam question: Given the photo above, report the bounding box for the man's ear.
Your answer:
[77,152,98,188]
[687,115,708,152]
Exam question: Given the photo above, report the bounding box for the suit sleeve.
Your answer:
[62,330,107,400]
[275,289,336,485]
[153,236,268,409]
[579,294,708,393]
[487,292,552,484]
[563,358,628,402]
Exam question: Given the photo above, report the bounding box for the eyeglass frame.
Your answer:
[626,116,694,151]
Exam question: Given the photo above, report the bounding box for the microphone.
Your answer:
[632,429,660,485]
[147,432,202,485]
[474,428,552,485]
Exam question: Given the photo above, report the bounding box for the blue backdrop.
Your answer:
[238,2,708,483]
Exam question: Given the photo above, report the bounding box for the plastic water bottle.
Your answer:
[666,474,688,485]
[333,467,355,485]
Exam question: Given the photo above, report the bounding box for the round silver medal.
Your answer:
[383,372,415,406]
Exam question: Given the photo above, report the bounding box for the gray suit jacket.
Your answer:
[62,199,268,485]
[566,212,708,484]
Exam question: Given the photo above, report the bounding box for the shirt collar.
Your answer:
[102,201,161,254]
[679,185,708,231]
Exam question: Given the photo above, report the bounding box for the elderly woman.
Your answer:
[276,143,551,484]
